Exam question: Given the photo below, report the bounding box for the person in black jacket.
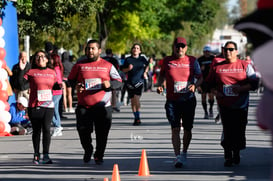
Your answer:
[10,51,31,100]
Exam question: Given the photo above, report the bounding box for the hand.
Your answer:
[19,61,26,70]
[128,64,133,70]
[157,86,164,94]
[188,84,196,92]
[76,83,84,93]
[103,80,111,89]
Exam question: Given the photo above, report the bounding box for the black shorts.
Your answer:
[64,80,72,88]
[165,96,196,130]
[127,84,143,98]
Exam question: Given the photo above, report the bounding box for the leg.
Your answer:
[67,87,73,111]
[94,106,112,164]
[76,106,93,163]
[182,129,192,153]
[62,82,68,112]
[201,93,208,119]
[29,108,43,155]
[41,108,54,155]
[208,93,215,118]
[172,127,181,156]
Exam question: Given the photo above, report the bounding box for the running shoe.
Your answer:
[133,119,141,126]
[52,127,63,137]
[94,157,104,165]
[33,154,40,165]
[83,152,92,163]
[181,152,187,165]
[42,154,53,164]
[174,155,183,168]
[224,159,233,167]
[204,113,209,119]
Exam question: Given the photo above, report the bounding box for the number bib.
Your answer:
[223,85,239,96]
[85,78,102,90]
[37,89,53,101]
[174,81,189,93]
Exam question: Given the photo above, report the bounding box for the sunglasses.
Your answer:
[176,43,186,49]
[223,48,236,52]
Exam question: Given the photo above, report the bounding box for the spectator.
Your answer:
[62,51,74,113]
[9,97,31,135]
[10,51,31,100]
[50,53,64,137]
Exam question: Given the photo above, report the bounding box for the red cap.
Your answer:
[174,37,187,46]
[257,0,273,9]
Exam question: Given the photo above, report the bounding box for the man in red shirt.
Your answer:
[68,40,122,164]
[157,37,203,168]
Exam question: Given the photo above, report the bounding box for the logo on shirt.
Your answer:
[218,68,243,73]
[81,66,108,72]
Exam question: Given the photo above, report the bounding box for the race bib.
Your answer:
[37,89,52,101]
[174,81,189,93]
[85,78,102,90]
[223,85,239,96]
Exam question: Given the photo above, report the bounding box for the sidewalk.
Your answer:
[0,91,271,181]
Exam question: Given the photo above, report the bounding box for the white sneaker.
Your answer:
[52,127,63,137]
[65,108,69,112]
[69,108,75,113]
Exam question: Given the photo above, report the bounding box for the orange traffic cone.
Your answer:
[111,164,120,181]
[138,149,150,176]
[104,178,109,181]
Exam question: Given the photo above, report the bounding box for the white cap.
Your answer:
[17,97,28,108]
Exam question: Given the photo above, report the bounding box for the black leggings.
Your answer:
[220,106,248,151]
[28,107,54,155]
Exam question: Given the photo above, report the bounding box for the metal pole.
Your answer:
[24,35,30,62]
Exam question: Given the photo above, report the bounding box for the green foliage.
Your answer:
[11,0,230,58]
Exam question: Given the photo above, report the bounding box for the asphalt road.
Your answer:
[0,91,271,181]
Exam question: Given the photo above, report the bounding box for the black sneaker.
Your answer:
[112,107,120,112]
[94,157,104,165]
[133,119,141,126]
[83,152,92,163]
[33,154,40,165]
[42,154,53,164]
[224,159,233,167]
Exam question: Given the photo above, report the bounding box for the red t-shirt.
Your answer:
[160,55,202,101]
[68,58,122,107]
[206,59,257,108]
[24,68,56,108]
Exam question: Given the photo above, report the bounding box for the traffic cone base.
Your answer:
[138,149,151,176]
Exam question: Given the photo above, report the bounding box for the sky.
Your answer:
[227,0,238,12]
